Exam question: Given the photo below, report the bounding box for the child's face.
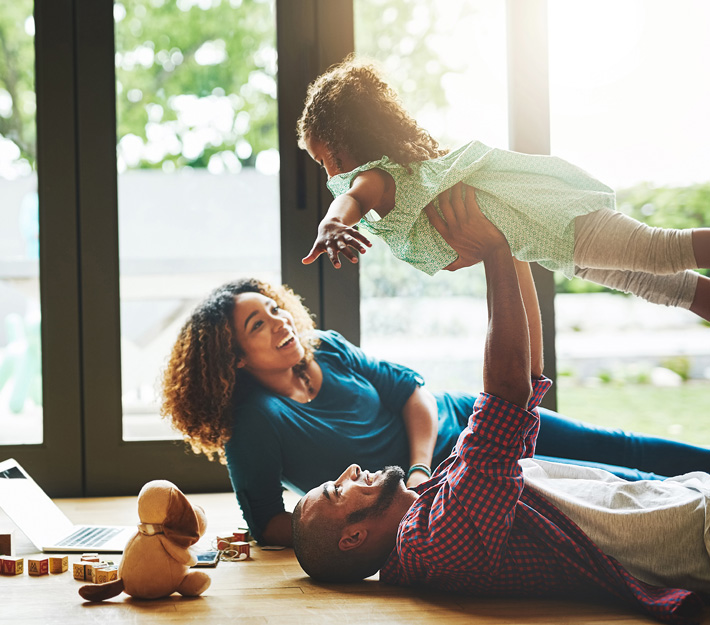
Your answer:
[304,135,356,178]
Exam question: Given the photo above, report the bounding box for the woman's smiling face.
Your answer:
[232,292,305,374]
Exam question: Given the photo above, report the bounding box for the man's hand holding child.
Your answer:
[426,182,508,271]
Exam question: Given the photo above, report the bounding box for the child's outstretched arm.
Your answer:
[302,170,390,268]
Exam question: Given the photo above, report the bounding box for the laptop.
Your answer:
[0,458,134,553]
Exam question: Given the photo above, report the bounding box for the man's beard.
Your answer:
[345,466,405,525]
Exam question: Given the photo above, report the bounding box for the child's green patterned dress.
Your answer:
[326,141,616,277]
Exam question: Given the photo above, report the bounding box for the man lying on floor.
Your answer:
[291,192,708,625]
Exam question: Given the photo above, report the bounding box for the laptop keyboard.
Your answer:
[55,526,122,548]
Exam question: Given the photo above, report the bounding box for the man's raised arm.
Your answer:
[425,183,532,407]
[482,247,532,408]
[419,185,544,577]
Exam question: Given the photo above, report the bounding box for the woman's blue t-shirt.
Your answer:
[223,330,475,542]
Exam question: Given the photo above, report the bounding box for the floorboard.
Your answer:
[0,491,704,624]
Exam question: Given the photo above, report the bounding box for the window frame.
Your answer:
[2,0,84,496]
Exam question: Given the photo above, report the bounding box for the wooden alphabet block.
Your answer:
[88,561,113,582]
[217,530,250,550]
[89,563,108,583]
[94,566,109,584]
[27,557,49,576]
[80,553,100,562]
[216,535,233,550]
[73,561,88,580]
[94,566,118,584]
[0,532,13,556]
[49,555,69,574]
[229,541,250,559]
[1,556,24,575]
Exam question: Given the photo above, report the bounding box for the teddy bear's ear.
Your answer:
[163,487,200,549]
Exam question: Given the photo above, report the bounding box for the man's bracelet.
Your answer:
[406,463,432,481]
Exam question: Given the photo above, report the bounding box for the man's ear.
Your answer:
[236,359,246,369]
[338,526,368,552]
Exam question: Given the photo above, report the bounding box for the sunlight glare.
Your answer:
[548,0,710,188]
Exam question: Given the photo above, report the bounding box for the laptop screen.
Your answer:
[0,465,26,480]
[0,458,74,548]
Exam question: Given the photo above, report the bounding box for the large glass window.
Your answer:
[114,0,280,440]
[549,0,710,443]
[0,2,42,445]
[355,0,507,392]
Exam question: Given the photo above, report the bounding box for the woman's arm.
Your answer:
[261,511,293,547]
[401,386,438,488]
[224,401,292,547]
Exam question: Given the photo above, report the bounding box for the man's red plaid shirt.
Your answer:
[380,376,704,625]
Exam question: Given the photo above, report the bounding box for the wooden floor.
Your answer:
[0,491,705,624]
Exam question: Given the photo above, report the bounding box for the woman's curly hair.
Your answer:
[297,55,448,170]
[160,278,319,464]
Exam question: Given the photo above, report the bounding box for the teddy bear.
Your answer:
[79,479,212,601]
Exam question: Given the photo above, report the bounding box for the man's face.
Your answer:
[299,464,407,527]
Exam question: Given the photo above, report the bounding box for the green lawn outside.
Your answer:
[557,381,710,447]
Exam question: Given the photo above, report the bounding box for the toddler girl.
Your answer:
[297,56,710,321]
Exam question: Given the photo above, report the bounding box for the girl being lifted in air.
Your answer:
[297,56,710,322]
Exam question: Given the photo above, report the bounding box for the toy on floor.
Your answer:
[28,556,49,576]
[0,556,23,575]
[215,530,251,560]
[49,555,69,574]
[78,479,211,601]
[74,556,117,582]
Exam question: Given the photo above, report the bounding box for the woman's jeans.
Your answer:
[536,407,710,481]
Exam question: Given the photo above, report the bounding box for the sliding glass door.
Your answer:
[548,0,710,443]
[77,0,355,495]
[0,0,42,446]
[353,0,558,404]
[113,0,281,442]
[0,0,84,494]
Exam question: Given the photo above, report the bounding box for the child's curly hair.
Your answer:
[297,55,448,170]
[160,278,320,464]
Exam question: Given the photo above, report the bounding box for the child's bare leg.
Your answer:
[691,229,710,269]
[689,273,710,322]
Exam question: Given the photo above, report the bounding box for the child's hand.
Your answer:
[302,217,372,268]
[425,183,508,270]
